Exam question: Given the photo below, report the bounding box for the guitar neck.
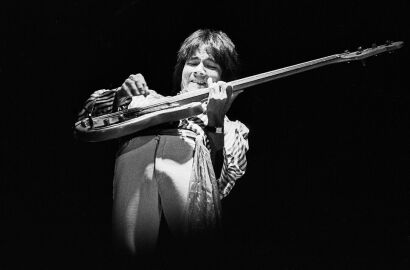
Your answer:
[231,54,340,91]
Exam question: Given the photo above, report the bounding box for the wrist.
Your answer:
[207,117,224,127]
[207,109,225,123]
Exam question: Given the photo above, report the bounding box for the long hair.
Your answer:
[172,29,240,93]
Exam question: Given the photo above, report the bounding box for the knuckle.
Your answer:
[130,82,138,89]
[122,83,130,91]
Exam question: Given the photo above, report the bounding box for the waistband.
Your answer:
[119,121,198,143]
[132,128,198,143]
[155,128,198,141]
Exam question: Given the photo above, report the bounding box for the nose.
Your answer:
[193,62,206,77]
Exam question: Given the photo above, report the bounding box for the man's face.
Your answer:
[181,45,222,93]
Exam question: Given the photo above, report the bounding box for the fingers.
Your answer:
[207,77,213,88]
[207,78,219,99]
[208,80,231,100]
[121,73,149,96]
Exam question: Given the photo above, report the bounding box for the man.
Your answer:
[77,29,249,256]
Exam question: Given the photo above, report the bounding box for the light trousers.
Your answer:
[112,134,196,254]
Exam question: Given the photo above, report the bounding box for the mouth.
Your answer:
[190,80,207,88]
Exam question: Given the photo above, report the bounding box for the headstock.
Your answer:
[338,41,403,62]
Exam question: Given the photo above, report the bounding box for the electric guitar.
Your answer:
[74,41,403,142]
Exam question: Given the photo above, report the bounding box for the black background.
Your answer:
[2,0,409,269]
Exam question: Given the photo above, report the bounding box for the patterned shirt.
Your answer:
[78,88,249,198]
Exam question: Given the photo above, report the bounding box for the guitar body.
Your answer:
[74,102,205,142]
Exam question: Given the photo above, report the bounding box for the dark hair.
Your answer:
[172,29,240,93]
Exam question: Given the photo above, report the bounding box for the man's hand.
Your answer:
[206,77,239,126]
[117,73,149,97]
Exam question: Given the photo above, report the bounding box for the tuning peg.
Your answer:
[356,46,363,54]
[344,49,350,53]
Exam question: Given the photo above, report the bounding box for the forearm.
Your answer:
[77,88,129,121]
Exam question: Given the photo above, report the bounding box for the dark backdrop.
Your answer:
[2,0,409,269]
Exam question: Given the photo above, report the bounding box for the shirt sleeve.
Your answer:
[77,88,131,121]
[218,118,250,199]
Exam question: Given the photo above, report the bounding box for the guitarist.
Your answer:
[77,29,249,259]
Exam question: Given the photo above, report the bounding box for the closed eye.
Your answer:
[204,60,221,72]
[186,58,200,66]
[205,64,218,70]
